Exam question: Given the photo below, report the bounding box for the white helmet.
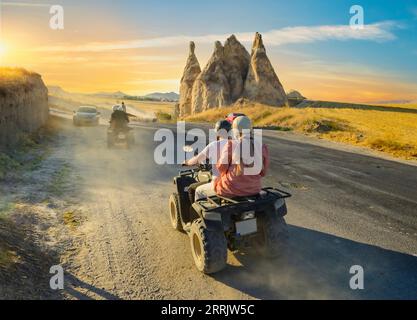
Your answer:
[232,116,252,139]
[112,105,124,112]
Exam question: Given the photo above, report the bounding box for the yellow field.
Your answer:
[185,102,417,160]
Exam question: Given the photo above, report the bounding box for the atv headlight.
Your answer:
[241,211,256,220]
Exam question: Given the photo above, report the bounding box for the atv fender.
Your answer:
[191,203,223,232]
[263,198,288,219]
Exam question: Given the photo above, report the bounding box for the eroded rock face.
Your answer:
[178,42,201,117]
[223,35,251,102]
[0,69,49,146]
[243,32,288,107]
[191,41,230,114]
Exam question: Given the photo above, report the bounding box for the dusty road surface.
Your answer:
[50,116,417,300]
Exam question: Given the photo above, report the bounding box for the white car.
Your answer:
[73,106,100,126]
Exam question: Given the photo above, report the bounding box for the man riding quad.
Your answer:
[110,105,129,127]
[183,120,231,203]
[107,105,134,148]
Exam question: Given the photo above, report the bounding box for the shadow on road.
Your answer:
[64,273,121,300]
[214,225,417,300]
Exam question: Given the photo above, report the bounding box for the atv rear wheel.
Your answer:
[256,216,289,258]
[189,219,227,274]
[169,193,183,232]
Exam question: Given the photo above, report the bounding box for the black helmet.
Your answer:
[215,120,232,133]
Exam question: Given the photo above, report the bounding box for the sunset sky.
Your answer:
[1,0,416,103]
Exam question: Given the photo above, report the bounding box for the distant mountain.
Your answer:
[47,85,70,97]
[91,91,128,99]
[144,92,179,102]
[47,86,179,103]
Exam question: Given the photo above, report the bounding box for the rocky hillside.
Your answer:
[0,68,49,146]
[178,33,288,117]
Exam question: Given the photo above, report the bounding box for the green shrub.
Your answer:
[156,111,173,122]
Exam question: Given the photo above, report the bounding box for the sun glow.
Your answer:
[0,42,7,60]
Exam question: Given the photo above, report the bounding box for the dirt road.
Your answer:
[49,117,417,300]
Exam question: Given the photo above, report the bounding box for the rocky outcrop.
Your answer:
[191,41,230,114]
[243,33,288,107]
[178,32,288,116]
[287,89,306,107]
[178,42,201,117]
[223,35,251,102]
[0,68,49,146]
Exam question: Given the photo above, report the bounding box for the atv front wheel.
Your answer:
[189,219,227,274]
[256,216,289,258]
[169,193,183,232]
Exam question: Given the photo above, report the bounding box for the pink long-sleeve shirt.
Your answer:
[215,139,270,198]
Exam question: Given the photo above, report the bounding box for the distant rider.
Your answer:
[110,105,129,129]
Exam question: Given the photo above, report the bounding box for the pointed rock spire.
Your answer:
[191,41,230,114]
[223,35,251,102]
[243,32,288,107]
[178,41,201,117]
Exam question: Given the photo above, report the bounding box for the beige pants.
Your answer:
[195,182,217,201]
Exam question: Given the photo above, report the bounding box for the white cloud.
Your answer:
[2,1,51,7]
[33,21,398,53]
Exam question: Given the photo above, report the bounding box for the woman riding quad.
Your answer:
[216,116,270,198]
[183,120,231,202]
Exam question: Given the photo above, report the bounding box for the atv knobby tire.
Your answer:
[189,219,227,274]
[256,216,289,258]
[169,193,183,232]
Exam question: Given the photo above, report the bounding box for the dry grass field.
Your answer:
[186,101,417,160]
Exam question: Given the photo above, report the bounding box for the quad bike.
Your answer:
[169,160,291,274]
[107,122,135,149]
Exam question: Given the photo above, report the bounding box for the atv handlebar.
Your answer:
[180,163,212,176]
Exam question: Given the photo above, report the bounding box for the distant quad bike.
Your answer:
[169,161,291,274]
[107,125,135,149]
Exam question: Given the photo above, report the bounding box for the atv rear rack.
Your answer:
[197,188,291,213]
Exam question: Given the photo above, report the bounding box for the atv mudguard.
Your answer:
[191,203,224,232]
[174,175,196,224]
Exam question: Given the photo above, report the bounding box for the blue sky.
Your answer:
[1,0,417,102]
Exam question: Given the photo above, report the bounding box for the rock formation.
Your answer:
[178,42,201,117]
[223,35,251,102]
[191,41,230,114]
[243,33,288,107]
[177,32,288,116]
[287,89,306,106]
[0,68,49,146]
